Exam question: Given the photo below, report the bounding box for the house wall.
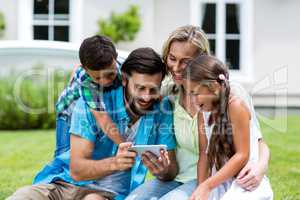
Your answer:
[251,0,300,107]
[0,0,299,107]
[81,0,155,51]
[0,0,18,40]
[152,0,191,52]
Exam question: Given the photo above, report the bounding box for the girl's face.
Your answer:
[182,79,220,112]
[166,41,199,85]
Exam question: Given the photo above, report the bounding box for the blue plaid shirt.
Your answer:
[56,57,124,118]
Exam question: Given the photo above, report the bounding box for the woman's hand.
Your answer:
[236,162,264,191]
[189,182,211,200]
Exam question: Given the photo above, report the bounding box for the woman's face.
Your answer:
[166,41,199,85]
[182,79,219,112]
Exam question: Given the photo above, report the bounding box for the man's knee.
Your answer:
[83,193,107,200]
[7,184,55,200]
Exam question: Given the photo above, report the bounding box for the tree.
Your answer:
[97,5,141,43]
[0,12,5,38]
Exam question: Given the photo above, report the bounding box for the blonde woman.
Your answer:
[126,25,271,200]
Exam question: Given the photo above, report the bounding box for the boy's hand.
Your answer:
[111,142,136,171]
[141,149,170,179]
[189,183,211,200]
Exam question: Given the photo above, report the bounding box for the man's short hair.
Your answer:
[121,47,167,79]
[79,35,118,71]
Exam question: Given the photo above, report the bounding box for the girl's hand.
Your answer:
[189,183,211,200]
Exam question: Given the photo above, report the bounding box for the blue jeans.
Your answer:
[125,179,181,200]
[54,114,70,157]
[125,179,197,200]
[160,180,197,200]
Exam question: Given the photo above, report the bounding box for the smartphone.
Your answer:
[128,144,167,157]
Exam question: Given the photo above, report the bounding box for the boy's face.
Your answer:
[86,60,118,86]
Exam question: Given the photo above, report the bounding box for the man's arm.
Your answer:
[70,134,136,181]
[140,97,178,181]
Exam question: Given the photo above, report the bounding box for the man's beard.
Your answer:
[124,83,157,116]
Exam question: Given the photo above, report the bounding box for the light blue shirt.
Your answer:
[34,79,176,199]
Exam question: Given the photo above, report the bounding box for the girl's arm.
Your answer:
[197,112,209,184]
[91,110,124,145]
[203,99,250,191]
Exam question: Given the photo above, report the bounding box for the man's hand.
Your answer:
[141,149,170,179]
[112,142,137,171]
[236,162,264,191]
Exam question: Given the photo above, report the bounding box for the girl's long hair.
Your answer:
[182,55,235,175]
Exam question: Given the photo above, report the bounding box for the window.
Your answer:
[191,0,253,77]
[33,0,70,41]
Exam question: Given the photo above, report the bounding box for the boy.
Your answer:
[55,35,124,156]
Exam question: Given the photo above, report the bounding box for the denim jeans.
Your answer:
[55,114,70,157]
[125,178,197,200]
[159,179,197,200]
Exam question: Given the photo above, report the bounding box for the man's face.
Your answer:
[123,72,162,115]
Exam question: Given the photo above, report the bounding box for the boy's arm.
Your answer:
[197,112,209,185]
[69,65,80,83]
[91,110,124,144]
[81,84,124,145]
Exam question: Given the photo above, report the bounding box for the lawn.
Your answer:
[0,116,300,200]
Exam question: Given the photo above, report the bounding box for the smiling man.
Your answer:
[8,48,178,200]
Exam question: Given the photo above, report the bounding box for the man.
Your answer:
[8,48,178,200]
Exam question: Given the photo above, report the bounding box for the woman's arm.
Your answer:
[236,139,270,191]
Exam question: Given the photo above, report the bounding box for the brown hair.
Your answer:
[182,55,235,175]
[79,35,117,70]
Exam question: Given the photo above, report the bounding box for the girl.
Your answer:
[182,55,273,200]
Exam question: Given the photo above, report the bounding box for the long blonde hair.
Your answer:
[162,25,211,63]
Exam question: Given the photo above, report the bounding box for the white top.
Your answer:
[203,82,262,164]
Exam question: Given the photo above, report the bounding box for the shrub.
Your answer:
[97,5,141,43]
[0,11,5,38]
[0,68,69,130]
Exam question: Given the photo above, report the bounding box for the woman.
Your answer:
[126,25,271,200]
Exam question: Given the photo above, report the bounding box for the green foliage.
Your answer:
[97,5,141,43]
[0,11,5,37]
[0,69,69,130]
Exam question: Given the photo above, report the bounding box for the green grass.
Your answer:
[0,130,55,200]
[1,116,300,200]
